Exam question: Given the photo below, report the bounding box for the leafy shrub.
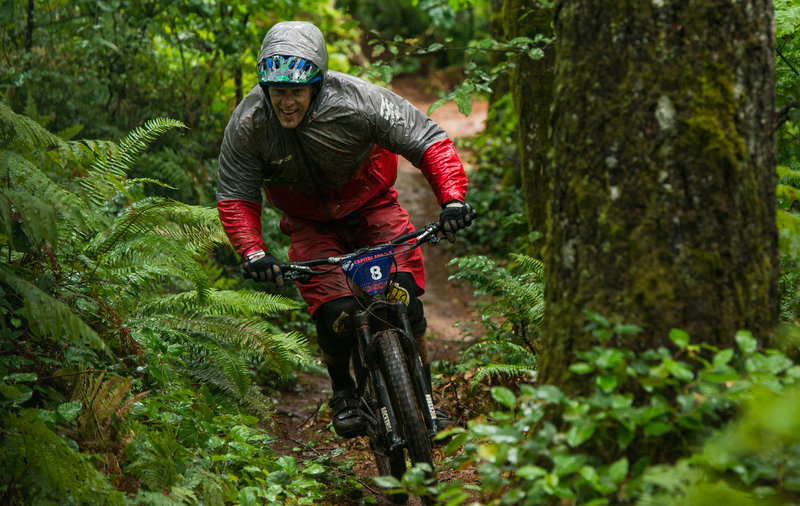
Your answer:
[391,316,800,505]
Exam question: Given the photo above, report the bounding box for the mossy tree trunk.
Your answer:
[539,0,779,390]
[503,0,554,253]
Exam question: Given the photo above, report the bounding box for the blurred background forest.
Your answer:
[2,0,800,504]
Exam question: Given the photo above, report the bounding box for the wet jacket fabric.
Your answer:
[215,21,468,314]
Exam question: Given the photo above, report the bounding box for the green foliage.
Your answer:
[0,409,126,505]
[778,165,800,326]
[1,0,364,206]
[407,319,800,505]
[339,0,491,80]
[0,106,323,501]
[776,0,800,168]
[446,253,543,386]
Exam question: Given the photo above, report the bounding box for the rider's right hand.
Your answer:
[439,200,474,243]
[244,250,284,287]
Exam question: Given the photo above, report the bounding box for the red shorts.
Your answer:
[279,189,425,318]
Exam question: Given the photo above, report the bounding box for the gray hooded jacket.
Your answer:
[216,21,451,211]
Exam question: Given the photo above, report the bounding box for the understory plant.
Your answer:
[391,315,800,505]
[0,104,331,503]
[443,253,543,388]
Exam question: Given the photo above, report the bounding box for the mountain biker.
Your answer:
[216,20,473,439]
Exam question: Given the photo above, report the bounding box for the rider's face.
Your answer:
[268,85,313,129]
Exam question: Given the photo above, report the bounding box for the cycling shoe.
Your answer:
[329,388,365,438]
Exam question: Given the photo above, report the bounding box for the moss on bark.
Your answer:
[504,0,555,253]
[540,0,779,392]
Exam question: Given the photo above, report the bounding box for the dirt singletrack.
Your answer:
[269,76,488,504]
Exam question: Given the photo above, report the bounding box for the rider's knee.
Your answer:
[316,297,359,355]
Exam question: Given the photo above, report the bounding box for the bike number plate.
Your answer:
[342,246,394,295]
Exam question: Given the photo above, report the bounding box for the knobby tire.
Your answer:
[376,330,433,471]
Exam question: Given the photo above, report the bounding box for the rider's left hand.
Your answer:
[439,200,473,243]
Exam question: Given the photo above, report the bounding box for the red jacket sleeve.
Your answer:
[217,199,266,258]
[418,138,468,206]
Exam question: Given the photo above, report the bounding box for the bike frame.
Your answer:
[279,222,447,447]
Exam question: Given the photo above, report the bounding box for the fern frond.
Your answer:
[0,265,107,351]
[509,253,545,276]
[78,117,185,205]
[178,358,274,419]
[91,197,177,254]
[463,339,533,358]
[72,372,134,442]
[0,151,96,248]
[137,289,301,318]
[472,363,537,387]
[0,103,62,153]
[778,209,800,258]
[778,165,800,189]
[125,425,189,491]
[111,117,187,175]
[0,103,118,179]
[0,409,124,505]
[146,314,310,368]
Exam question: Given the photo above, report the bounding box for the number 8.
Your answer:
[370,266,382,280]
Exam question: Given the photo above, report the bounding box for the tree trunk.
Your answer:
[540,0,779,390]
[504,0,554,253]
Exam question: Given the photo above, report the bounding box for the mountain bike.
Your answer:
[278,214,475,502]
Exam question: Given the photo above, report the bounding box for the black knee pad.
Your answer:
[316,297,359,355]
[394,272,427,339]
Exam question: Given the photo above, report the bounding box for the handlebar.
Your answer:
[276,209,478,282]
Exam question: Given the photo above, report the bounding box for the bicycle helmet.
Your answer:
[257,55,322,87]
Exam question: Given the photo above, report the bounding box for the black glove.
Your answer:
[244,250,284,287]
[439,200,473,243]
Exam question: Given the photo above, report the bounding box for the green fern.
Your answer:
[0,410,125,505]
[0,264,107,350]
[77,117,186,205]
[464,340,537,387]
[449,253,545,332]
[124,425,190,490]
[0,105,315,502]
[448,253,544,385]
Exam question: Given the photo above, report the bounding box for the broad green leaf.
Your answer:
[553,454,587,476]
[713,348,735,367]
[491,386,516,409]
[644,421,672,436]
[4,372,37,382]
[669,328,690,348]
[665,360,694,382]
[569,362,594,374]
[517,465,547,480]
[57,400,83,422]
[596,374,618,393]
[608,457,629,484]
[567,420,596,447]
[373,476,402,489]
[735,330,758,354]
[614,323,642,336]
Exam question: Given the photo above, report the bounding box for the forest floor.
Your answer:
[268,76,489,505]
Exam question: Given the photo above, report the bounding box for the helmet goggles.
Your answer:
[257,55,321,87]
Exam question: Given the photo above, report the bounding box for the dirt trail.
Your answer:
[270,76,487,504]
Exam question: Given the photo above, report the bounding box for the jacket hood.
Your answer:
[258,21,329,80]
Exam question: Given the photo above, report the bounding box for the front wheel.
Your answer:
[375,329,434,471]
